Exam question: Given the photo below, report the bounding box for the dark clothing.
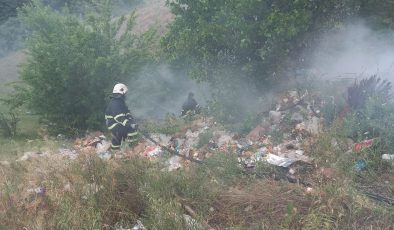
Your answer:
[181,95,199,116]
[110,125,134,150]
[105,94,137,150]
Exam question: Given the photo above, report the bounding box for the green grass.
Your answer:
[0,105,60,161]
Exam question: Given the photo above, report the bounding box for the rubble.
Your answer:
[10,89,323,179]
[131,220,146,230]
[27,186,46,196]
[58,148,78,160]
[354,139,374,152]
[143,146,162,157]
[266,153,297,167]
[167,156,183,171]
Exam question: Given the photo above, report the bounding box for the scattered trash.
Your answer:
[354,160,367,171]
[57,133,66,140]
[130,220,146,230]
[236,138,252,155]
[148,133,172,146]
[246,124,265,141]
[167,156,183,171]
[305,187,314,194]
[96,140,111,153]
[382,154,394,160]
[266,153,297,167]
[354,139,374,152]
[304,116,323,135]
[27,186,46,196]
[58,148,78,160]
[143,146,162,157]
[254,147,267,161]
[98,152,112,160]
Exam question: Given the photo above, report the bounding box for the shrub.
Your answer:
[0,110,19,137]
[13,0,151,136]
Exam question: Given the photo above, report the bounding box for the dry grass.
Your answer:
[0,154,147,229]
[209,180,312,229]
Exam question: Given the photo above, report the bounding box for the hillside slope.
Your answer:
[0,0,172,93]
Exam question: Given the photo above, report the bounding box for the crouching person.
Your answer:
[105,83,139,151]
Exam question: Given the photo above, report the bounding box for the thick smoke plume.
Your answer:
[126,65,211,120]
[308,22,394,81]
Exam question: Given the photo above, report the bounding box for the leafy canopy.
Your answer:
[163,0,359,85]
[15,0,151,135]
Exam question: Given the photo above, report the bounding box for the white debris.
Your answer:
[148,133,172,146]
[305,116,323,135]
[266,153,297,167]
[98,152,112,160]
[167,156,183,171]
[96,140,111,153]
[143,146,162,157]
[216,131,234,147]
[131,220,146,230]
[58,148,78,160]
[382,154,394,160]
[183,214,203,230]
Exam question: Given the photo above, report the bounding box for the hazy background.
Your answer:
[308,21,394,81]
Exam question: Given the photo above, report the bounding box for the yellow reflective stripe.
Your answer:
[127,132,138,137]
[114,113,126,120]
[105,115,113,119]
[122,119,128,126]
[108,123,118,130]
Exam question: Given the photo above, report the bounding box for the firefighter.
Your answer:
[105,83,139,151]
[181,92,200,117]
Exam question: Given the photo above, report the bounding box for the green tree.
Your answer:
[163,0,359,85]
[162,0,359,125]
[14,0,151,135]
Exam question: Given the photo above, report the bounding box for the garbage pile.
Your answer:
[14,90,328,173]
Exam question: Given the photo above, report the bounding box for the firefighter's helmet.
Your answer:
[113,83,128,95]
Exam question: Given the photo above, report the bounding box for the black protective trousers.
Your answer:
[110,125,135,150]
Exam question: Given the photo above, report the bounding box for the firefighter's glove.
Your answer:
[130,123,138,130]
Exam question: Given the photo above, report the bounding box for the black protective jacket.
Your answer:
[182,95,198,115]
[105,94,135,130]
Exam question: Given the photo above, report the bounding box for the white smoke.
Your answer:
[126,64,211,120]
[309,22,394,81]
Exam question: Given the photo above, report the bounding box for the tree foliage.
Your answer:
[15,0,151,135]
[162,0,359,125]
[163,0,359,85]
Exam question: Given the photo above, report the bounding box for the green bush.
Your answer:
[0,110,19,138]
[343,96,394,151]
[12,0,151,135]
